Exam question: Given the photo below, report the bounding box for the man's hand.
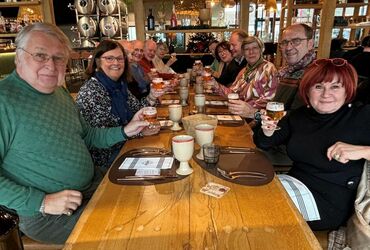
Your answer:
[44,190,82,215]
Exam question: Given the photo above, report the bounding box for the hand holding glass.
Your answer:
[265,102,285,130]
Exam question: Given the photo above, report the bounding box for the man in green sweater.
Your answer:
[0,23,149,244]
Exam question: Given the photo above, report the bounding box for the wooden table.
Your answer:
[64,92,322,250]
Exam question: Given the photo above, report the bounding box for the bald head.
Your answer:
[144,40,157,61]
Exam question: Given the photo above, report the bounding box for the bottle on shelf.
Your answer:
[147,8,155,31]
[170,2,177,28]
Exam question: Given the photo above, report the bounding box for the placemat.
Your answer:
[193,148,274,186]
[109,148,186,186]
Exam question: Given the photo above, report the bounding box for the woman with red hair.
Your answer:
[254,58,370,231]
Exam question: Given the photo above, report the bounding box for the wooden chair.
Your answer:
[314,230,329,249]
[22,236,63,250]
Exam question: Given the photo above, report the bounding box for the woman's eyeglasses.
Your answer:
[100,56,125,63]
[279,38,309,48]
[313,58,348,67]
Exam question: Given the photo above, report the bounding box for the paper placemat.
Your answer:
[161,99,180,105]
[208,115,242,121]
[206,100,228,106]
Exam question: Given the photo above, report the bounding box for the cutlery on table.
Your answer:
[217,168,266,177]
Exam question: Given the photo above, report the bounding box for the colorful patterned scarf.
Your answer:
[277,50,316,80]
[243,55,264,80]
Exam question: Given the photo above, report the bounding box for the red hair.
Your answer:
[299,58,358,105]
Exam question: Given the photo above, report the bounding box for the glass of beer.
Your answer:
[152,78,164,90]
[227,93,239,113]
[143,107,157,125]
[266,102,285,130]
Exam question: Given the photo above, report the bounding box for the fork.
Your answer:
[217,168,266,177]
[220,173,267,180]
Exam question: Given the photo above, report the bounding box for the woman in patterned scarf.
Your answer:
[213,36,278,118]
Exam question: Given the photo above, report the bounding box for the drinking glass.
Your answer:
[179,86,189,106]
[195,124,214,160]
[143,107,157,125]
[194,94,206,113]
[202,143,220,166]
[172,135,194,175]
[168,104,182,131]
[227,93,239,113]
[266,101,285,130]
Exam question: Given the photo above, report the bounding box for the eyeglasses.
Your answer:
[313,58,347,67]
[279,38,309,48]
[18,48,67,66]
[100,56,125,63]
[218,49,229,55]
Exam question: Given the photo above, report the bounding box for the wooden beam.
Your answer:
[240,0,250,34]
[317,0,336,58]
[133,0,145,41]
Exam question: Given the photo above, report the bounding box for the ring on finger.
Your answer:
[334,153,340,160]
[66,210,73,216]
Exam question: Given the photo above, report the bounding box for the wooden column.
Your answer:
[134,0,145,41]
[42,0,55,24]
[317,0,336,59]
[240,0,250,33]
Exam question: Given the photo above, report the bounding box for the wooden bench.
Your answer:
[22,236,63,250]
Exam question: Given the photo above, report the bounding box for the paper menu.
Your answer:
[119,157,174,170]
[205,101,228,106]
[161,100,180,105]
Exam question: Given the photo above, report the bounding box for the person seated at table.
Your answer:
[208,39,220,72]
[129,40,152,97]
[139,39,174,80]
[229,29,248,71]
[213,36,278,112]
[76,40,162,171]
[330,38,347,59]
[212,41,241,86]
[0,22,150,244]
[254,58,370,231]
[152,41,177,74]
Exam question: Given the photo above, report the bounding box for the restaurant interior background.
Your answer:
[0,0,369,83]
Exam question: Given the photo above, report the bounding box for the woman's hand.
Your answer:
[166,54,177,67]
[228,99,255,118]
[44,190,83,215]
[142,121,161,136]
[260,111,280,137]
[327,142,370,163]
[123,108,149,137]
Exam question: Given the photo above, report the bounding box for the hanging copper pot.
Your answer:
[75,0,95,15]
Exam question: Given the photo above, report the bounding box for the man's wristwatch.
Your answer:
[39,198,46,216]
[254,110,262,122]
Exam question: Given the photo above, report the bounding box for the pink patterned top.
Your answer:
[217,60,278,109]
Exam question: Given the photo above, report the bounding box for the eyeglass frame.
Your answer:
[18,47,68,66]
[100,56,125,63]
[279,38,310,49]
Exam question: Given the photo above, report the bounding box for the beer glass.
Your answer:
[143,107,157,125]
[168,104,182,131]
[172,135,194,175]
[194,94,206,114]
[227,93,239,113]
[266,102,285,130]
[179,86,189,106]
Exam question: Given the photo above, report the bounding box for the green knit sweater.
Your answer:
[0,71,124,216]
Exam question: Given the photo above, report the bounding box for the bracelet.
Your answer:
[39,198,46,216]
[121,127,129,140]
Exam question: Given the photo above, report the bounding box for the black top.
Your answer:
[254,104,370,230]
[215,60,242,87]
[350,52,370,79]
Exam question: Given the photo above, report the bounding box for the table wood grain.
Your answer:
[64,91,322,250]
